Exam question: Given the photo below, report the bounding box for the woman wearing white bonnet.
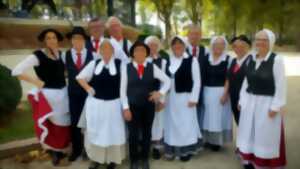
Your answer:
[76,39,126,169]
[201,35,233,151]
[237,29,287,169]
[164,36,202,161]
[145,35,168,160]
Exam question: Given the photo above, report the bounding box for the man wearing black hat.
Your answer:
[62,26,98,162]
[227,34,252,125]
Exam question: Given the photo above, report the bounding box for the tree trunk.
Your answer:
[164,14,172,47]
[129,0,136,26]
[107,0,113,16]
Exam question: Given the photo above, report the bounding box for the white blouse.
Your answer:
[12,50,61,76]
[76,58,117,82]
[169,53,201,103]
[120,61,171,110]
[239,53,286,112]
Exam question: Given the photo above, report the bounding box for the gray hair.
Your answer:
[106,16,123,28]
[145,36,162,50]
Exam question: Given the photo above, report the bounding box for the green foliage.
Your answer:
[137,24,162,39]
[0,64,22,117]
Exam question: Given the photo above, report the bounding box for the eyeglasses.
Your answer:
[255,38,269,42]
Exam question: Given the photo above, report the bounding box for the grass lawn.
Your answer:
[0,101,35,144]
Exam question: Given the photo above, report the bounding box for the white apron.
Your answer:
[164,82,201,146]
[237,93,282,158]
[84,96,126,147]
[41,87,70,126]
[202,86,232,132]
[151,109,164,141]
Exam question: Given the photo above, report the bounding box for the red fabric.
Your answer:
[233,64,240,74]
[76,52,82,70]
[94,39,100,52]
[239,122,286,168]
[192,46,197,57]
[137,64,144,78]
[28,92,70,150]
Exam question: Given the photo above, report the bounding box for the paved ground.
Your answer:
[0,51,300,169]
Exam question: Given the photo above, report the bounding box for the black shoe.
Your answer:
[152,148,161,160]
[130,162,139,169]
[244,164,255,169]
[49,151,63,166]
[68,153,80,162]
[89,162,100,169]
[210,144,221,152]
[107,163,116,169]
[180,154,192,162]
[142,160,150,169]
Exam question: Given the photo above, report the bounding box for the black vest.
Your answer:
[85,37,96,52]
[65,50,94,94]
[89,59,121,100]
[127,62,156,106]
[246,53,276,96]
[227,55,251,99]
[203,55,230,87]
[123,39,129,56]
[167,56,193,93]
[33,50,66,89]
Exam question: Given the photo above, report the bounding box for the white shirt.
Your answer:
[61,48,98,64]
[235,52,251,66]
[12,49,60,76]
[111,37,132,54]
[169,53,201,102]
[186,43,209,57]
[239,53,286,112]
[91,36,104,54]
[120,61,171,110]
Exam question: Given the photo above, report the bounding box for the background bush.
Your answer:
[0,64,22,117]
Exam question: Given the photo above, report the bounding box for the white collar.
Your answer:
[133,60,148,68]
[252,51,272,62]
[94,57,116,75]
[171,52,189,60]
[208,52,227,64]
[72,48,86,55]
[236,52,250,65]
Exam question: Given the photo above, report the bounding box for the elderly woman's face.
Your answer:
[44,32,58,49]
[255,31,270,53]
[232,40,250,58]
[172,41,185,57]
[100,42,114,62]
[148,42,159,56]
[133,46,147,63]
[212,38,225,57]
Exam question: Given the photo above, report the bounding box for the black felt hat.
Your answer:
[37,28,64,42]
[230,34,252,46]
[66,26,89,40]
[129,40,150,58]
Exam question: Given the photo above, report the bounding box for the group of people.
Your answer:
[12,16,287,169]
